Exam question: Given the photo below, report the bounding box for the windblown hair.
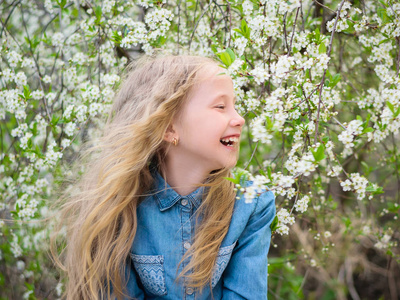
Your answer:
[52,54,236,299]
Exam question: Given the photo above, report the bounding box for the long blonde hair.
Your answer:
[52,55,236,299]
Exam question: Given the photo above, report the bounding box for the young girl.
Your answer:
[56,55,276,299]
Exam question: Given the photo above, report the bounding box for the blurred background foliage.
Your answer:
[0,0,399,299]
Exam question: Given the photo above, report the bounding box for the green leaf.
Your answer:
[318,42,326,54]
[296,86,303,98]
[366,183,384,194]
[58,0,67,9]
[387,202,399,213]
[394,107,400,118]
[266,166,273,182]
[377,7,391,24]
[95,6,102,24]
[224,176,239,185]
[51,115,60,126]
[265,116,273,130]
[226,48,235,62]
[233,28,243,36]
[311,144,326,162]
[315,28,320,43]
[110,31,122,45]
[270,215,279,232]
[364,113,371,128]
[216,48,235,67]
[362,127,373,134]
[23,85,32,100]
[240,19,251,39]
[386,101,395,113]
[329,73,341,88]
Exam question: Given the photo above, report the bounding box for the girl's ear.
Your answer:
[164,124,177,142]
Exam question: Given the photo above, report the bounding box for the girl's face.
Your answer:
[167,65,245,174]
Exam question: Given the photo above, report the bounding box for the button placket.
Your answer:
[180,197,195,299]
[186,287,194,295]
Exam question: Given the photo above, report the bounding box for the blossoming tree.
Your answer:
[0,0,399,298]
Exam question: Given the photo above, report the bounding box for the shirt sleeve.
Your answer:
[221,190,276,299]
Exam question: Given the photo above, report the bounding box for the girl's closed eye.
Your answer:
[215,104,225,109]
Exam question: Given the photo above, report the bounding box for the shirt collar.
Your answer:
[152,171,204,211]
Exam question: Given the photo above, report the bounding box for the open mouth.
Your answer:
[220,137,239,147]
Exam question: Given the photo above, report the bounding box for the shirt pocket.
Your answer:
[131,254,167,296]
[211,241,237,288]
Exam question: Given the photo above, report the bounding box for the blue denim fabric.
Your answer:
[124,172,276,299]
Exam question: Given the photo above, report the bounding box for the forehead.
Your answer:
[195,64,231,83]
[188,64,234,98]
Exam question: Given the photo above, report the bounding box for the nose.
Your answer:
[230,110,245,127]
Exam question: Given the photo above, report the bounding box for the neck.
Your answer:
[163,156,210,196]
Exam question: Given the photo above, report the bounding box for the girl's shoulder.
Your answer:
[222,179,276,246]
[236,180,275,214]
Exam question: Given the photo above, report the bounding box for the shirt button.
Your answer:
[181,199,188,206]
[184,242,191,250]
[186,287,194,295]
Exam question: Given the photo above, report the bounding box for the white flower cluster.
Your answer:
[10,233,22,258]
[271,173,295,196]
[243,175,270,203]
[145,8,174,40]
[64,122,77,137]
[120,22,148,48]
[286,151,316,176]
[102,0,115,13]
[294,195,310,213]
[276,208,295,235]
[0,89,27,120]
[250,65,269,85]
[316,54,330,71]
[374,234,391,249]
[270,55,295,82]
[72,52,88,65]
[102,74,120,86]
[326,19,349,33]
[7,50,22,68]
[45,141,63,166]
[137,0,166,8]
[242,0,253,16]
[250,115,273,144]
[248,14,280,43]
[52,32,65,47]
[278,0,301,13]
[82,84,101,102]
[234,37,248,57]
[15,194,39,220]
[340,173,369,200]
[338,119,363,148]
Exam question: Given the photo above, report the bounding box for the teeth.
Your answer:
[220,137,239,143]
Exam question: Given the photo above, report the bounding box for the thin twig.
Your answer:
[314,0,346,144]
[244,141,259,170]
[391,133,400,203]
[0,0,21,39]
[188,0,212,50]
[288,8,300,56]
[396,37,400,77]
[313,0,335,13]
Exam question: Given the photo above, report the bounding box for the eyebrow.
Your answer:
[215,94,237,103]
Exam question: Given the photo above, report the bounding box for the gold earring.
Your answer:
[172,137,178,146]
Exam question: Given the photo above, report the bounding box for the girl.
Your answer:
[55,55,276,299]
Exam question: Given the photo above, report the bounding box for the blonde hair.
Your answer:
[52,55,236,299]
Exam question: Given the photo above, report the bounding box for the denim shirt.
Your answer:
[124,172,276,299]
